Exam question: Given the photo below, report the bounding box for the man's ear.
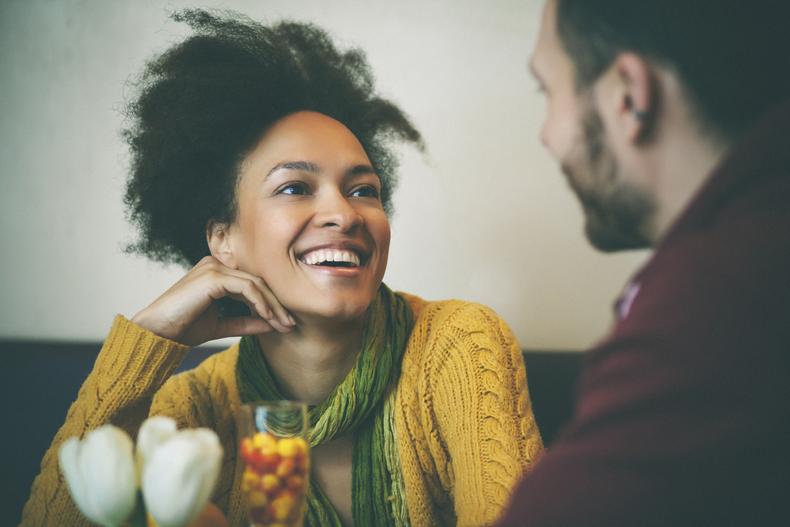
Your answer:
[610,52,657,142]
[206,220,238,269]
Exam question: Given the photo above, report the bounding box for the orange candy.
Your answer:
[276,458,295,478]
[285,475,305,490]
[257,451,282,472]
[295,453,309,473]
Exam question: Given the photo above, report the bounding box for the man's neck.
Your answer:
[643,117,731,245]
[256,318,364,406]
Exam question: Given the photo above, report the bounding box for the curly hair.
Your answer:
[123,9,423,267]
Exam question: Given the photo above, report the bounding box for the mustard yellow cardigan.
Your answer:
[21,293,543,526]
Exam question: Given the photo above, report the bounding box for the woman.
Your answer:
[22,10,543,527]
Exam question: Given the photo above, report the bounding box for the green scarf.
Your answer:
[237,284,413,526]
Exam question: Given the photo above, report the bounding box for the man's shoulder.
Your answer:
[599,192,790,375]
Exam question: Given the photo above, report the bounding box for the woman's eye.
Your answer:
[278,182,310,196]
[350,185,380,199]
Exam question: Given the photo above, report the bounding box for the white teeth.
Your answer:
[300,249,360,266]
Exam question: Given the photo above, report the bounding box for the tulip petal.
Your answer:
[84,425,137,526]
[59,426,137,526]
[143,429,223,527]
[59,437,99,522]
[137,416,178,480]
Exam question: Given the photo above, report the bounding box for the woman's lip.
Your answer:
[299,261,364,277]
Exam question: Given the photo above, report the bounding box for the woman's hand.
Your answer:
[131,256,294,346]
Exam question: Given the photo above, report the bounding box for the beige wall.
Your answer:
[0,0,648,350]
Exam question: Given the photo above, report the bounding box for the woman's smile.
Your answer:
[297,242,368,277]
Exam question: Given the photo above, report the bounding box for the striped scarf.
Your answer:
[237,284,413,526]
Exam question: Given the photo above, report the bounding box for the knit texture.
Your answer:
[21,293,543,527]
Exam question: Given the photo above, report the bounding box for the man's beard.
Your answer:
[561,102,655,252]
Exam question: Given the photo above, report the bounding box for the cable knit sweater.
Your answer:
[21,293,543,526]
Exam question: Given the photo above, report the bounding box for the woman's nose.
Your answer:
[313,191,364,231]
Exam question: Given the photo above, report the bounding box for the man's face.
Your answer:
[530,0,653,251]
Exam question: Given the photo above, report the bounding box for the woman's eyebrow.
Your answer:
[266,160,320,179]
[265,161,376,180]
[348,164,376,177]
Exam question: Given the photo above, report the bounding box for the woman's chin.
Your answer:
[302,308,369,327]
[274,281,382,328]
[290,299,372,327]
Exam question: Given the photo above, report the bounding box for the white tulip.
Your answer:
[136,415,178,477]
[58,425,138,527]
[142,428,223,527]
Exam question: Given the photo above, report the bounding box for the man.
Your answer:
[498,1,790,525]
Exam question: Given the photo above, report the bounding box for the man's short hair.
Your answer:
[555,0,790,142]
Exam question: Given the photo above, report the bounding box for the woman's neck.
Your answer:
[255,317,364,406]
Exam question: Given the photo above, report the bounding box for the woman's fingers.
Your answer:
[214,316,274,340]
[205,271,294,333]
[217,268,296,329]
[133,256,297,345]
[223,292,293,333]
[257,283,296,328]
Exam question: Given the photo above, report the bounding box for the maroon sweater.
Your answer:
[499,100,790,527]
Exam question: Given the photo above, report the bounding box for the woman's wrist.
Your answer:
[131,308,180,343]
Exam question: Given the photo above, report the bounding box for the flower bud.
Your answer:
[136,415,177,477]
[142,428,223,527]
[58,425,137,526]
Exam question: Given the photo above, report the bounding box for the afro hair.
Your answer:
[123,9,423,266]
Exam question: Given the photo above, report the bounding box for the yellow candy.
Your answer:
[293,437,308,454]
[252,432,268,448]
[243,468,261,488]
[253,432,278,454]
[261,473,281,494]
[247,489,269,508]
[270,493,296,521]
[276,437,299,457]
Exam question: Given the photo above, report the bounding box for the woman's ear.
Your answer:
[206,220,238,269]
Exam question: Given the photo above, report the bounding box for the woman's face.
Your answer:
[217,111,390,323]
